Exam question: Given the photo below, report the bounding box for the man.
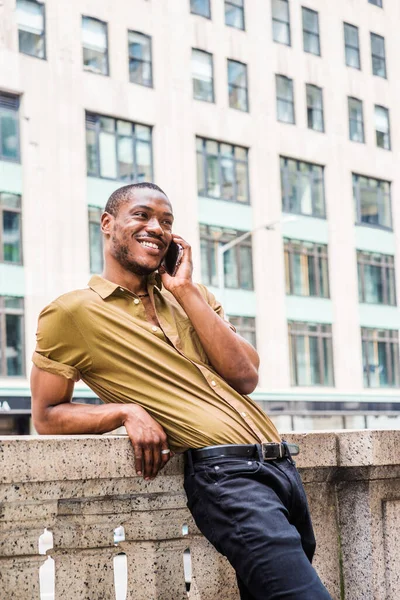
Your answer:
[31,182,331,599]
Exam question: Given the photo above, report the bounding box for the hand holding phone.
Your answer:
[163,240,184,276]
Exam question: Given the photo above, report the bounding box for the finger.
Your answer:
[143,444,154,480]
[133,444,143,477]
[160,441,171,467]
[152,443,162,479]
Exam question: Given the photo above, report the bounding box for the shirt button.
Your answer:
[211,380,216,387]
[152,326,158,332]
[119,287,124,292]
[134,299,140,305]
[241,412,247,418]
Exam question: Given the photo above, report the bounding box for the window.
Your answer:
[225,0,245,30]
[276,75,294,124]
[348,97,364,143]
[375,106,390,150]
[190,0,211,18]
[200,224,253,290]
[16,0,46,59]
[302,7,320,56]
[353,174,391,229]
[0,193,22,264]
[281,157,325,217]
[192,50,214,102]
[227,60,249,112]
[271,0,291,46]
[88,206,103,274]
[0,94,20,163]
[306,84,324,132]
[344,23,360,69]
[196,138,249,203]
[370,33,386,78]
[86,113,153,182]
[357,251,396,306]
[0,297,25,376]
[228,316,256,348]
[82,16,109,75]
[128,32,152,87]
[368,0,383,8]
[289,322,334,386]
[284,240,329,298]
[362,328,399,388]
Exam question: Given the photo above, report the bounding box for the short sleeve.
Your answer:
[32,300,92,381]
[195,284,237,332]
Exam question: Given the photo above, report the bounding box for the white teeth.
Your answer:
[139,241,159,250]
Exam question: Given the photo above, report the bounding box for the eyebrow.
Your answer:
[131,205,174,218]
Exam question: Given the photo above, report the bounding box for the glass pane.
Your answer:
[235,161,249,203]
[228,61,246,87]
[0,112,19,160]
[239,245,253,290]
[192,50,213,102]
[346,46,360,69]
[86,128,98,176]
[344,24,358,47]
[229,85,248,111]
[295,335,308,386]
[225,5,244,29]
[308,255,316,296]
[273,20,290,45]
[3,211,21,263]
[302,8,318,33]
[82,17,108,75]
[99,131,117,179]
[200,239,210,285]
[292,254,303,295]
[135,141,152,181]
[304,32,320,55]
[197,151,206,195]
[206,155,220,197]
[128,32,151,61]
[276,76,292,101]
[309,336,320,385]
[4,297,23,309]
[99,116,114,132]
[377,341,389,386]
[190,0,210,17]
[210,239,218,287]
[117,120,131,136]
[307,86,322,109]
[371,34,384,57]
[129,59,152,86]
[89,221,103,273]
[18,30,44,58]
[135,124,151,141]
[319,257,329,298]
[364,264,382,303]
[6,314,23,376]
[224,247,239,288]
[117,136,134,181]
[206,140,218,154]
[272,0,289,21]
[220,157,234,200]
[0,193,21,209]
[298,171,313,215]
[322,338,334,385]
[360,186,379,225]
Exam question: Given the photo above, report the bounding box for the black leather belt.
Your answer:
[189,442,300,463]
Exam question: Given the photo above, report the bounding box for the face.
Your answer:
[103,189,174,276]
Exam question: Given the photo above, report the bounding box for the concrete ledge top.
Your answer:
[0,430,399,484]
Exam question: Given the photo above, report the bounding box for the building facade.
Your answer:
[0,0,400,434]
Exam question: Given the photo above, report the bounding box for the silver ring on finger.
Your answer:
[161,449,171,455]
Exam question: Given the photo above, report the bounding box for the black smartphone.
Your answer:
[163,241,184,276]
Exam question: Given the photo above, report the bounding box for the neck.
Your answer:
[102,262,149,296]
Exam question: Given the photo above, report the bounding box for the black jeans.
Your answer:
[184,447,332,600]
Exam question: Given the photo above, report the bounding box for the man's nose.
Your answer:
[145,218,163,235]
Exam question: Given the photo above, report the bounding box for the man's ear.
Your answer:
[101,212,113,235]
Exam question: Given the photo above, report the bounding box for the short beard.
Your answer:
[111,236,160,276]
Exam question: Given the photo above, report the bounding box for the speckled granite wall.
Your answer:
[0,430,399,599]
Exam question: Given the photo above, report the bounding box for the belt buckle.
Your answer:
[262,443,281,461]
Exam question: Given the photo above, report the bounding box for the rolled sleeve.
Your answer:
[32,351,80,381]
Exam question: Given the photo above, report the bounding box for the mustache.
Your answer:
[135,233,166,247]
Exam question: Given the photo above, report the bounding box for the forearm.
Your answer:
[33,400,131,435]
[173,284,259,393]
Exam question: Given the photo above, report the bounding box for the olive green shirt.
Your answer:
[33,275,280,451]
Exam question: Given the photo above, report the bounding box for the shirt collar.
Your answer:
[88,273,162,299]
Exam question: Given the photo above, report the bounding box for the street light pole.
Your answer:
[217,216,297,304]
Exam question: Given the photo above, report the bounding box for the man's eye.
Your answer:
[163,221,173,227]
[134,212,147,218]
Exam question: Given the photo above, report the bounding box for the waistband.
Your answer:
[185,442,300,464]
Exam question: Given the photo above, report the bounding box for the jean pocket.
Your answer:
[201,457,261,485]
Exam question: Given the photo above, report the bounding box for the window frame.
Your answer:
[301,7,321,56]
[200,224,254,291]
[280,156,326,218]
[16,0,47,60]
[82,15,109,76]
[0,93,21,164]
[276,74,295,124]
[88,206,104,274]
[227,59,249,112]
[362,328,399,388]
[225,0,245,31]
[357,250,396,306]
[343,22,361,70]
[85,112,153,183]
[368,0,383,8]
[227,315,256,348]
[374,105,391,150]
[196,137,250,204]
[348,97,365,143]
[353,173,392,230]
[190,0,211,19]
[284,238,329,298]
[128,30,153,88]
[306,84,324,132]
[370,32,387,78]
[191,49,215,103]
[271,0,291,46]
[0,193,23,265]
[288,321,334,387]
[0,296,25,377]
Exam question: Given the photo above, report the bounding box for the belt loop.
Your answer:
[255,443,264,462]
[282,440,295,465]
[185,449,195,474]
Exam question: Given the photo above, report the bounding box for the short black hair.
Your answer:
[104,182,168,216]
